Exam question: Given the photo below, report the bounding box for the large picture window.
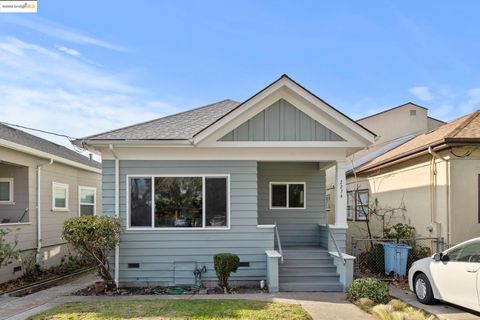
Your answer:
[269,182,306,209]
[128,175,229,229]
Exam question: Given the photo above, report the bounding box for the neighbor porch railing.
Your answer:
[274,221,284,263]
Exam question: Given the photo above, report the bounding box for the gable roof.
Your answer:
[79,75,376,145]
[357,110,480,173]
[83,99,239,141]
[0,123,101,170]
[356,102,427,122]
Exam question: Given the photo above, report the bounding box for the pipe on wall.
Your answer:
[36,159,53,263]
[427,146,450,244]
[109,144,120,286]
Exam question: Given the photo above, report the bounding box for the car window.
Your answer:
[448,241,480,263]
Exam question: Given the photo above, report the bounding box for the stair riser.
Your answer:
[283,253,331,259]
[279,269,338,276]
[279,284,344,292]
[280,276,339,282]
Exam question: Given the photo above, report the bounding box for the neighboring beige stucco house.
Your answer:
[326,103,457,251]
[0,123,101,283]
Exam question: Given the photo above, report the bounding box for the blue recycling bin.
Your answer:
[382,243,411,277]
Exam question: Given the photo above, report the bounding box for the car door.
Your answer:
[430,240,480,310]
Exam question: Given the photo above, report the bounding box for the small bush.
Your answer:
[0,228,20,267]
[213,253,240,293]
[347,277,390,304]
[62,216,121,283]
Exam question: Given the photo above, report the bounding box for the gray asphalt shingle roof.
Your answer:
[0,123,101,169]
[84,99,240,141]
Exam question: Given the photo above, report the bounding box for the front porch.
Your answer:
[257,161,354,292]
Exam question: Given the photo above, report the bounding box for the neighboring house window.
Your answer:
[325,194,330,212]
[269,182,306,209]
[52,182,69,210]
[128,175,229,229]
[347,191,354,220]
[355,190,369,221]
[0,178,14,204]
[79,186,96,216]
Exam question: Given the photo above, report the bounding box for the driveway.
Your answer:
[390,286,480,320]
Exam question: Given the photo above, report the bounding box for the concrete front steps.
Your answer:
[279,246,343,292]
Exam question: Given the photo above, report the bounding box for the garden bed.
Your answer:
[73,284,266,296]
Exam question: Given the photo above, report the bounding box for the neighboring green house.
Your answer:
[75,75,375,292]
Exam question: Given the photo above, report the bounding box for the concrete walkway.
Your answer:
[0,273,372,320]
[390,286,480,320]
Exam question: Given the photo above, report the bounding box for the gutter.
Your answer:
[109,144,120,287]
[36,159,54,263]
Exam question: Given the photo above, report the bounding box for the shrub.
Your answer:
[213,253,240,293]
[0,228,20,267]
[62,216,121,283]
[347,277,390,304]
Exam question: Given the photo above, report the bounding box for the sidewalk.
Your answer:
[390,286,480,320]
[0,273,372,320]
[0,272,98,320]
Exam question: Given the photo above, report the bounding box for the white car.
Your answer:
[408,237,480,312]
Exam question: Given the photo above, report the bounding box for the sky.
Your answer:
[1,1,480,155]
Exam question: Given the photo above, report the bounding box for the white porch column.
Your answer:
[334,160,348,228]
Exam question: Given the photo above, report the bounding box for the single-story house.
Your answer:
[328,107,480,250]
[75,74,376,292]
[326,103,446,251]
[0,123,101,283]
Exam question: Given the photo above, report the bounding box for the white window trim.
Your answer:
[52,182,69,211]
[0,178,14,204]
[126,174,231,231]
[269,182,306,210]
[78,186,96,216]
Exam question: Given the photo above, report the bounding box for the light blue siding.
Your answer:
[102,160,274,286]
[219,99,345,141]
[257,162,326,246]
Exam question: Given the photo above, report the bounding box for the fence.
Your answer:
[351,237,445,279]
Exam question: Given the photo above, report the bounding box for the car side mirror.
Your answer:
[441,254,450,262]
[433,253,442,261]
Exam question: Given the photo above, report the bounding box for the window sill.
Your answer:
[126,227,231,231]
[0,201,15,205]
[52,208,70,212]
[0,222,30,226]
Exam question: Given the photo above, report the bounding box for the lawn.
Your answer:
[29,299,311,320]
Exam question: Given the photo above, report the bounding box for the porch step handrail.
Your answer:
[274,221,284,264]
[326,224,346,265]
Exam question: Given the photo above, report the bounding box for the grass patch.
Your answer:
[29,299,311,320]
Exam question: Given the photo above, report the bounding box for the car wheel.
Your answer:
[414,273,436,305]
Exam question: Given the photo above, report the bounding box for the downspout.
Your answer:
[109,144,120,287]
[428,147,449,243]
[36,159,53,263]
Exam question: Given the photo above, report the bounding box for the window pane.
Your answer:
[80,204,94,216]
[271,184,287,208]
[347,191,354,220]
[54,186,67,208]
[130,177,152,227]
[154,177,202,228]
[80,188,95,204]
[356,191,369,220]
[205,177,227,227]
[450,242,480,262]
[288,184,305,208]
[0,181,10,201]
